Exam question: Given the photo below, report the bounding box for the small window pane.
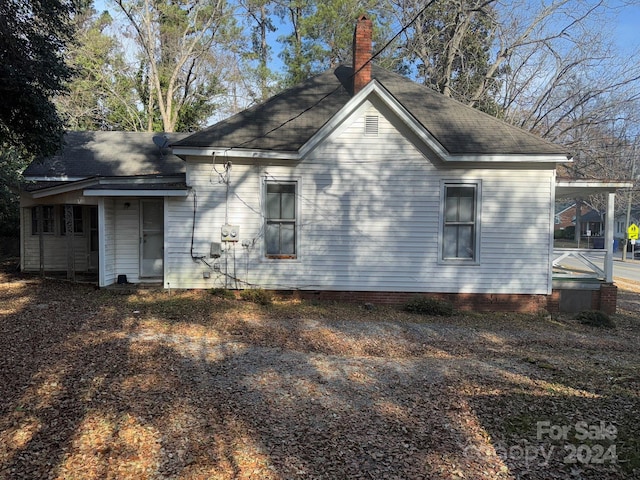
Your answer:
[458,195,474,222]
[443,226,457,258]
[265,224,279,254]
[457,225,474,258]
[445,198,458,222]
[280,224,295,254]
[281,192,295,219]
[142,202,163,229]
[32,206,55,234]
[266,192,280,218]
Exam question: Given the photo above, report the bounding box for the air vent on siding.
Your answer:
[364,115,379,136]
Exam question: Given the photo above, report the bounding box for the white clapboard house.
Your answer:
[20,16,632,312]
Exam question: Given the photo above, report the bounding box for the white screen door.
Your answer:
[140,200,164,278]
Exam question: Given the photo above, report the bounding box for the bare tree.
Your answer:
[112,0,234,132]
[501,0,640,185]
[389,0,503,113]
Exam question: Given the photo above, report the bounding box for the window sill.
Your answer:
[439,258,480,266]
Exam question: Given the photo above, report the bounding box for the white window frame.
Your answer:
[439,180,481,264]
[263,177,300,260]
[31,206,55,235]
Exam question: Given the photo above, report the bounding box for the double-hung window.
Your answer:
[265,182,297,258]
[31,206,55,234]
[442,183,479,261]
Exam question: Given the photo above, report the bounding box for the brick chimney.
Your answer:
[352,15,373,95]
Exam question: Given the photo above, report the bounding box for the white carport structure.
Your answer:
[553,179,633,313]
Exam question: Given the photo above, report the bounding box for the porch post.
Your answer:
[37,205,44,278]
[64,204,75,281]
[98,198,106,287]
[605,192,615,283]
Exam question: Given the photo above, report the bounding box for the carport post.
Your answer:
[38,205,44,278]
[64,204,75,281]
[605,192,615,282]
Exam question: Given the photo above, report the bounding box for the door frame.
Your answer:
[87,206,99,272]
[139,199,164,278]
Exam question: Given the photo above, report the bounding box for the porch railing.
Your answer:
[552,248,606,280]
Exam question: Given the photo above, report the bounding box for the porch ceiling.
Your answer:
[556,179,633,199]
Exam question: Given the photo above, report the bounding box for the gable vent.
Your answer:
[364,115,379,136]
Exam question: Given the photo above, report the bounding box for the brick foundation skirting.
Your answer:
[284,290,550,313]
[597,283,618,314]
[280,285,618,314]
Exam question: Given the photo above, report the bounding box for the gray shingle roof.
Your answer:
[174,65,568,157]
[173,67,353,152]
[23,131,188,178]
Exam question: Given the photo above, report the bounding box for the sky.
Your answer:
[611,2,640,53]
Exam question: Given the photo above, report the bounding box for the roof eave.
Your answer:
[23,175,89,182]
[445,153,571,163]
[172,147,301,160]
[25,174,186,199]
[83,188,189,197]
[556,179,634,199]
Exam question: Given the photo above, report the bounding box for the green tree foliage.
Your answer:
[301,1,392,69]
[0,149,23,236]
[57,5,144,131]
[240,0,278,101]
[275,0,393,87]
[0,0,76,237]
[274,0,314,86]
[0,0,75,158]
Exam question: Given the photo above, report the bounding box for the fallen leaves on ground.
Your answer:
[0,263,639,479]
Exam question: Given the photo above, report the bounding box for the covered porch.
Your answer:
[20,176,189,287]
[551,179,633,313]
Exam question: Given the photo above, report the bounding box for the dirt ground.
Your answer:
[1,262,639,479]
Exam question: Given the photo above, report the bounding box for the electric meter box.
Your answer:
[221,225,240,242]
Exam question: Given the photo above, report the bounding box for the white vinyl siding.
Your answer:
[168,100,554,294]
[23,205,89,271]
